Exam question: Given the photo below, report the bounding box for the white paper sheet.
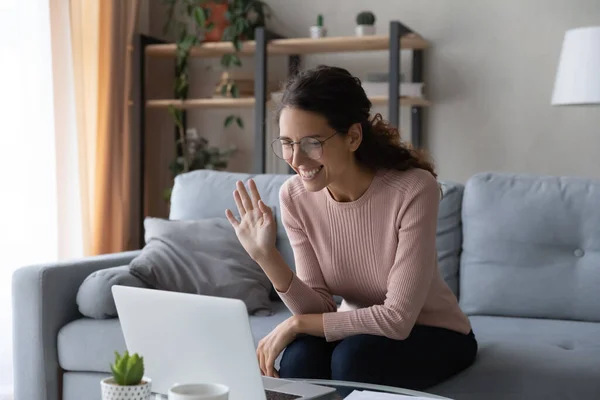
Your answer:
[345,389,437,400]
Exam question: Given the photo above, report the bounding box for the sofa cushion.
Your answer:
[459,172,600,321]
[429,316,600,400]
[436,181,464,298]
[57,301,292,373]
[129,217,273,315]
[169,170,296,272]
[76,265,149,319]
[58,318,126,372]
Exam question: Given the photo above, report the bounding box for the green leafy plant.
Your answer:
[163,0,271,128]
[110,351,145,386]
[356,11,376,25]
[164,105,237,202]
[316,14,324,27]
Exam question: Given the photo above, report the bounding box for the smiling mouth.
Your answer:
[298,166,323,180]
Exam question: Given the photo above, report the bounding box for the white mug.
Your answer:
[168,383,229,400]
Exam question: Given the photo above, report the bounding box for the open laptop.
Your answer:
[112,285,336,400]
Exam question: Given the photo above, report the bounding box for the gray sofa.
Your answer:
[12,169,600,400]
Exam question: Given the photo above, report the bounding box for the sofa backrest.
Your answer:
[437,182,465,298]
[169,170,297,272]
[459,172,600,322]
[169,169,465,297]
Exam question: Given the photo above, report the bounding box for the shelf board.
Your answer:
[371,96,431,107]
[146,96,430,109]
[145,34,429,58]
[146,97,256,109]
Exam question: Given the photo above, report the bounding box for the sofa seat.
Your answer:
[57,300,293,373]
[59,306,600,399]
[430,316,600,400]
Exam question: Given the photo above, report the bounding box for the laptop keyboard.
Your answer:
[265,389,302,400]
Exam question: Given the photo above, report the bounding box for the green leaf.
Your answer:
[235,18,245,34]
[223,25,235,41]
[232,54,242,66]
[236,117,244,128]
[193,7,206,28]
[110,364,122,385]
[163,187,173,202]
[220,84,228,96]
[232,37,242,52]
[206,21,215,31]
[220,54,232,68]
[231,83,240,98]
[127,355,145,385]
[224,115,235,127]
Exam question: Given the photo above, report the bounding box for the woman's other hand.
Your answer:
[225,179,277,262]
[257,317,298,378]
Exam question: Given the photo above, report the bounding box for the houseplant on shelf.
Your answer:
[355,11,376,36]
[163,107,237,202]
[310,14,326,38]
[100,351,152,400]
[163,0,271,130]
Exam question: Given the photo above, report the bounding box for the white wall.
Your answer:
[145,0,600,205]
[260,0,600,182]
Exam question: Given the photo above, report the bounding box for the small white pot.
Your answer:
[355,25,376,36]
[101,377,152,400]
[310,26,327,39]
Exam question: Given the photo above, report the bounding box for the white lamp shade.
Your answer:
[551,26,600,105]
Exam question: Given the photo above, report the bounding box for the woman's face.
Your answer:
[278,107,360,192]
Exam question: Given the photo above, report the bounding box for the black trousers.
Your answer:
[279,325,477,391]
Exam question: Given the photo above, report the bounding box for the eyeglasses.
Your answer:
[271,132,338,161]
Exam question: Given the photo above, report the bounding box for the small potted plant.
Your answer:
[355,11,376,36]
[310,14,327,38]
[100,351,152,400]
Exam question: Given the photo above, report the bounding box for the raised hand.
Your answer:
[225,179,277,262]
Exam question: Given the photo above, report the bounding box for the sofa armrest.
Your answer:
[12,250,141,400]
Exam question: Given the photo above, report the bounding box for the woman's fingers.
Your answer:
[265,355,276,377]
[233,190,246,217]
[258,200,273,222]
[236,181,254,212]
[248,179,262,208]
[257,348,266,375]
[225,209,239,227]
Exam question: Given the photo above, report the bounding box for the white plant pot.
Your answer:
[310,26,327,39]
[355,25,376,36]
[101,377,152,400]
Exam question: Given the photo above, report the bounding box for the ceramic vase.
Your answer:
[100,377,152,400]
[355,25,376,36]
[310,26,327,38]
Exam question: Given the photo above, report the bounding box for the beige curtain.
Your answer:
[70,0,140,255]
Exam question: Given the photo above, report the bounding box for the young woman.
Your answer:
[225,65,477,391]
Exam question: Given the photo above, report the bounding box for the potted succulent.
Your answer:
[100,351,152,400]
[310,14,327,38]
[355,11,376,36]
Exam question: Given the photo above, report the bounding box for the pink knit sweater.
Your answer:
[277,167,472,342]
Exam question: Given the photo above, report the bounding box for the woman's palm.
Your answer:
[225,179,276,261]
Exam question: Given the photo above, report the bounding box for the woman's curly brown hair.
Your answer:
[276,65,437,178]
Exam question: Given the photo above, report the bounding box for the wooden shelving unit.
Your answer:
[138,21,430,245]
[144,34,429,57]
[146,96,431,109]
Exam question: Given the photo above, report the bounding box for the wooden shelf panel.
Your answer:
[145,34,429,58]
[370,96,431,107]
[146,96,430,109]
[146,97,256,109]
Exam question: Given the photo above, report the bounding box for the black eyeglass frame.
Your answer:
[271,132,338,161]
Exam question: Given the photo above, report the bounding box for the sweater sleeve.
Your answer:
[276,182,338,315]
[322,175,440,342]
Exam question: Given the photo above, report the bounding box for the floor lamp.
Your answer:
[552,26,600,106]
